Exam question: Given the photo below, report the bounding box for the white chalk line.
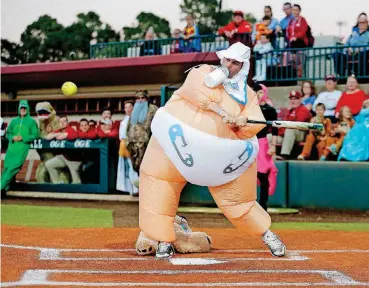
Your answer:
[1,269,368,287]
[3,243,369,253]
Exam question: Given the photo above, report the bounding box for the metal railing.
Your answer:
[89,34,252,59]
[254,44,369,83]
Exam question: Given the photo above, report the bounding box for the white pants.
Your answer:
[116,156,139,194]
[278,129,306,156]
[45,155,81,184]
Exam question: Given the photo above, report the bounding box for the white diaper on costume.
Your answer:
[151,108,259,187]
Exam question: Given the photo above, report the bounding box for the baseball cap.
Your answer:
[100,118,112,125]
[233,10,244,17]
[289,90,302,98]
[325,74,337,82]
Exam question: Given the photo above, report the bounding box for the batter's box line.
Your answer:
[2,269,369,287]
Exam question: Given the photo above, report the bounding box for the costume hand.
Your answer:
[235,116,248,126]
[267,145,276,156]
[220,111,236,124]
[12,136,21,142]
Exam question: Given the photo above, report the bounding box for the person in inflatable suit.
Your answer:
[139,42,287,259]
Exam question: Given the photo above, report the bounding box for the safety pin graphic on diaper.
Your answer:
[168,124,194,167]
[223,142,254,174]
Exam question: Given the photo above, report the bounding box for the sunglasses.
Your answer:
[136,96,146,100]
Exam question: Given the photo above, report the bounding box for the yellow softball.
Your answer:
[61,81,78,96]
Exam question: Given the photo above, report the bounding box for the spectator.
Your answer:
[287,4,309,49]
[253,16,273,43]
[77,118,97,139]
[89,120,96,129]
[170,29,182,54]
[298,103,332,160]
[218,11,252,46]
[126,89,158,173]
[117,100,139,195]
[254,83,278,211]
[276,2,294,46]
[352,13,369,33]
[276,90,311,160]
[44,116,81,184]
[252,34,274,82]
[312,75,342,122]
[180,15,201,53]
[0,117,7,152]
[334,75,368,117]
[338,99,369,162]
[101,107,112,121]
[139,27,161,56]
[263,5,279,31]
[333,14,369,76]
[301,80,317,111]
[321,106,355,160]
[0,117,5,138]
[1,100,39,196]
[97,118,119,138]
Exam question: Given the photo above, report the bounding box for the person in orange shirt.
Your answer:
[321,106,355,160]
[218,11,252,45]
[298,103,332,160]
[254,16,273,43]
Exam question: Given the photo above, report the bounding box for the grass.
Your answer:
[1,204,113,228]
[271,222,369,232]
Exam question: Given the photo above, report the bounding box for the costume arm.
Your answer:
[234,87,266,139]
[22,120,39,143]
[6,120,15,142]
[175,66,221,110]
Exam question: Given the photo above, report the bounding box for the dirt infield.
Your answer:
[2,225,369,287]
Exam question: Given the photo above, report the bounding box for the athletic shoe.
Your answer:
[297,155,305,160]
[262,230,286,257]
[155,242,175,260]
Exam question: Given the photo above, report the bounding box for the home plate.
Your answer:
[169,258,228,265]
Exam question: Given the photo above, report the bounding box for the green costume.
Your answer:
[1,100,39,192]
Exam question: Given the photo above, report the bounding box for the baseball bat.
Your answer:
[246,120,324,131]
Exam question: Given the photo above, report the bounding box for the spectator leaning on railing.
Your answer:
[1,100,39,196]
[217,11,252,45]
[287,4,309,49]
[333,14,369,76]
[77,118,97,139]
[352,13,369,33]
[334,75,368,118]
[139,27,161,56]
[276,90,311,160]
[180,15,201,53]
[252,34,274,82]
[312,75,342,123]
[97,118,119,138]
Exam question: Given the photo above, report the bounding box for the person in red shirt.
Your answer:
[276,90,311,160]
[218,11,252,45]
[44,116,82,184]
[77,118,97,139]
[97,118,119,138]
[287,4,309,48]
[335,75,368,118]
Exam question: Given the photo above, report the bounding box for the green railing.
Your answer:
[255,44,369,83]
[89,34,252,59]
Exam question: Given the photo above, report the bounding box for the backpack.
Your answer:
[306,25,315,47]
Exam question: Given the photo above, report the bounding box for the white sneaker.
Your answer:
[297,155,305,160]
[155,242,175,260]
[262,230,286,257]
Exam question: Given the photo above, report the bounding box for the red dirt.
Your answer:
[1,225,369,287]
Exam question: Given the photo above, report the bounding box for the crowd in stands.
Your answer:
[263,74,369,162]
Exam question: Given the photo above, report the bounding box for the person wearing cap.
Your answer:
[1,100,39,196]
[276,90,311,160]
[138,42,287,259]
[217,11,252,45]
[97,118,119,138]
[312,75,342,122]
[44,116,81,184]
[126,90,158,174]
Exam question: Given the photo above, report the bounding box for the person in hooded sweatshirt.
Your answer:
[1,100,39,196]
